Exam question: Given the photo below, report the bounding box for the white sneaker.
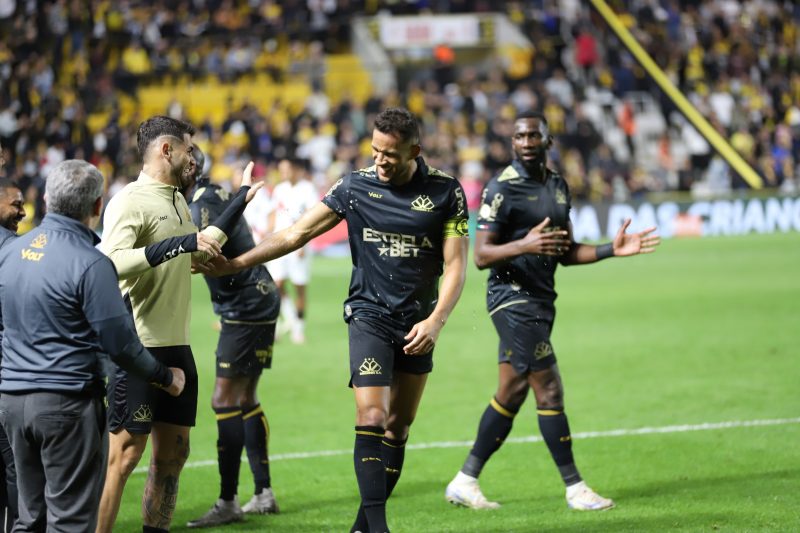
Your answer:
[445,472,501,510]
[186,497,244,528]
[242,487,279,514]
[566,481,615,511]
[290,320,305,344]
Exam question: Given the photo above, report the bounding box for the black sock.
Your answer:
[243,404,271,492]
[351,435,407,532]
[537,407,581,486]
[297,309,305,320]
[214,406,244,500]
[462,397,517,478]
[353,426,388,533]
[143,527,168,533]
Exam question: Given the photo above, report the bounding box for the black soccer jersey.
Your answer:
[322,157,468,329]
[189,182,280,322]
[476,160,571,308]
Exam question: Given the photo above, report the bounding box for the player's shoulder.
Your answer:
[193,183,230,204]
[495,164,523,184]
[424,163,457,182]
[352,164,377,180]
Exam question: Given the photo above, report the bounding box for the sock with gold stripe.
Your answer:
[353,426,387,532]
[242,404,271,492]
[215,406,244,501]
[462,397,518,478]
[537,406,581,485]
[351,435,407,532]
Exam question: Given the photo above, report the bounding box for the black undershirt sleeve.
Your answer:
[209,185,251,234]
[143,233,198,266]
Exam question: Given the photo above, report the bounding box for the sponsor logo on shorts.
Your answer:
[219,362,231,369]
[534,341,554,360]
[504,348,513,357]
[132,404,153,423]
[345,304,353,317]
[359,357,383,376]
[256,348,272,364]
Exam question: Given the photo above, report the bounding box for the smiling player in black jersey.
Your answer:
[445,110,660,513]
[206,108,469,533]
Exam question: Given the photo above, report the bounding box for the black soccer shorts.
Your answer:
[490,299,558,375]
[348,316,433,387]
[107,345,198,434]
[216,319,276,378]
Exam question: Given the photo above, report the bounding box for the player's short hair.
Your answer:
[0,178,20,196]
[374,108,420,146]
[45,160,104,221]
[137,115,196,158]
[193,147,206,179]
[515,110,548,125]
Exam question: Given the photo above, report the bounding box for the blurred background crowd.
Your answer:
[0,0,798,232]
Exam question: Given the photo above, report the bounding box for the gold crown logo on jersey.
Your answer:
[555,189,567,205]
[359,357,383,376]
[30,233,47,249]
[410,195,435,212]
[534,341,554,360]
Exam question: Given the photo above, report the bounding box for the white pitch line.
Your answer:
[132,417,800,474]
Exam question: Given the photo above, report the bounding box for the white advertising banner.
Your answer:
[378,15,481,49]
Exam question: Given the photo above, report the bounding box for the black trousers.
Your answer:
[0,391,107,532]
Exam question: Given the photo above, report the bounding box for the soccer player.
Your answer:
[96,116,261,533]
[0,175,25,532]
[0,159,185,532]
[444,111,660,511]
[0,178,25,246]
[182,150,282,528]
[267,158,319,344]
[207,108,470,533]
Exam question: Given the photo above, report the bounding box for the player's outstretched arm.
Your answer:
[206,202,341,277]
[474,217,569,269]
[101,199,222,280]
[559,218,661,266]
[404,235,469,355]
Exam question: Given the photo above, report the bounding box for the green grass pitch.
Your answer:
[116,231,800,532]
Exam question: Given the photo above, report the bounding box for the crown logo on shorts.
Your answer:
[359,357,383,375]
[30,233,47,249]
[534,341,554,360]
[411,195,435,212]
[132,404,153,423]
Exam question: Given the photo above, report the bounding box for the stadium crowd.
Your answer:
[0,0,797,232]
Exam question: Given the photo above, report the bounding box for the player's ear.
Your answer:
[160,139,172,160]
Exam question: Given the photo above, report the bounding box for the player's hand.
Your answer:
[165,368,186,397]
[518,217,570,256]
[203,255,238,277]
[191,259,212,275]
[612,218,661,256]
[403,317,443,355]
[196,232,223,258]
[240,161,264,203]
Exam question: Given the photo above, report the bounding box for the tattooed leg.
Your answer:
[142,423,191,529]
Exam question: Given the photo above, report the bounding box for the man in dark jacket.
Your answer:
[0,159,186,532]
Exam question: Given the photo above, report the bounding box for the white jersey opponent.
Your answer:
[268,179,318,284]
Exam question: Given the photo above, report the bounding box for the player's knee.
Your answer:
[110,442,146,479]
[496,379,528,409]
[356,405,388,428]
[385,416,413,440]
